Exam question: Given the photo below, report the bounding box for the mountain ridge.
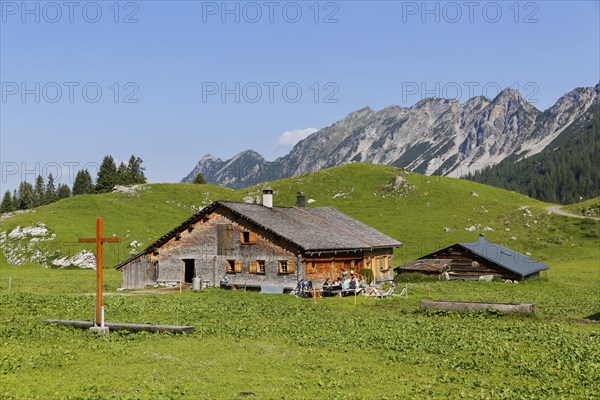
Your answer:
[467,104,600,203]
[182,84,600,189]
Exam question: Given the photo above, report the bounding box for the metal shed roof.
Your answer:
[457,238,549,277]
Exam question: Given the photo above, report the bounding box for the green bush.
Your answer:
[395,272,440,283]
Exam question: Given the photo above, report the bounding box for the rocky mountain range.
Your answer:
[182,84,600,188]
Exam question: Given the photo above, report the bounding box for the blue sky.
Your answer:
[1,0,599,192]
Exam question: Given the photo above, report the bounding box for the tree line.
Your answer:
[466,109,600,204]
[1,155,147,214]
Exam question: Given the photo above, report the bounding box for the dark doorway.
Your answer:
[183,259,195,283]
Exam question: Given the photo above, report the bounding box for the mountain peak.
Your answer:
[464,95,490,106]
[233,149,266,161]
[200,154,219,163]
[342,106,374,121]
[492,88,525,102]
[413,97,459,109]
[183,83,597,188]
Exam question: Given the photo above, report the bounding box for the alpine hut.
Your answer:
[116,191,402,290]
[395,234,549,281]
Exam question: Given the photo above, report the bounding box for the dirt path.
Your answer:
[546,206,600,221]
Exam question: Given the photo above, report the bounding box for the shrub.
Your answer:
[395,272,440,283]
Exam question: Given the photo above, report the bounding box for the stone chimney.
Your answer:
[479,233,485,242]
[296,192,306,208]
[262,188,273,208]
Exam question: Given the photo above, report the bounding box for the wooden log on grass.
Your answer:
[420,300,535,315]
[43,319,194,333]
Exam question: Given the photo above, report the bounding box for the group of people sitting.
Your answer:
[322,268,367,293]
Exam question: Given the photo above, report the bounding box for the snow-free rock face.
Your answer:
[0,223,98,268]
[517,85,600,159]
[181,150,273,188]
[183,84,599,188]
[182,154,225,184]
[0,223,57,266]
[51,250,96,269]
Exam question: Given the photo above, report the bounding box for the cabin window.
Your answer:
[279,261,288,274]
[227,259,242,273]
[374,256,390,271]
[382,256,390,271]
[278,260,296,275]
[240,231,257,245]
[249,260,265,274]
[226,260,235,273]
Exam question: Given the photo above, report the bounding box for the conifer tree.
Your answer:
[95,156,118,193]
[193,172,207,184]
[117,162,128,185]
[45,173,57,204]
[33,175,45,207]
[126,155,146,184]
[18,181,35,210]
[56,183,72,200]
[0,190,15,213]
[73,170,94,195]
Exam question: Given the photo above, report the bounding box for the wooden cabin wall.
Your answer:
[150,211,301,289]
[120,255,157,289]
[365,248,395,282]
[429,248,520,280]
[303,247,395,286]
[302,255,363,286]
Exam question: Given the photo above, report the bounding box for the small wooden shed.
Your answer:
[395,234,549,281]
[116,191,402,290]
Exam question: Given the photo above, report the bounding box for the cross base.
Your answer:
[89,326,110,334]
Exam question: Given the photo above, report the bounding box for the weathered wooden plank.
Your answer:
[45,319,93,329]
[420,300,535,315]
[43,319,194,333]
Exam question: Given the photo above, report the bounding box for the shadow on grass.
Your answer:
[584,312,600,321]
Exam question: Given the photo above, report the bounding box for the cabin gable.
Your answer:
[145,209,301,289]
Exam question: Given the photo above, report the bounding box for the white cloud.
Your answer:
[277,128,318,147]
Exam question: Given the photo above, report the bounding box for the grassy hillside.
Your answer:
[565,196,600,218]
[1,163,598,268]
[1,272,598,399]
[1,163,599,399]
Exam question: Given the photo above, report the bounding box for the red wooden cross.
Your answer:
[78,218,121,327]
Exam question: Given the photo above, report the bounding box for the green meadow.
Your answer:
[565,196,600,218]
[1,164,599,399]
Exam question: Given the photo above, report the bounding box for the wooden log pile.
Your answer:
[420,299,535,315]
